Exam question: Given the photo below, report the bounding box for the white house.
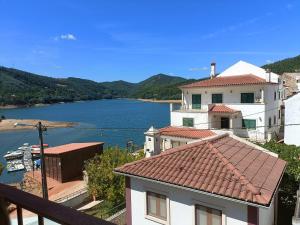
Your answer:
[284,92,300,146]
[170,61,283,142]
[115,133,286,225]
[144,126,216,157]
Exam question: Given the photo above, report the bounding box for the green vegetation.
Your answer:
[84,148,143,205]
[261,141,300,225]
[263,55,300,74]
[0,163,3,175]
[0,67,202,106]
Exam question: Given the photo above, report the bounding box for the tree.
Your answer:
[262,141,300,225]
[85,147,143,205]
[0,163,3,175]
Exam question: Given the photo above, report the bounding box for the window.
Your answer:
[192,94,201,109]
[274,91,276,100]
[269,117,272,128]
[278,109,281,119]
[212,94,223,104]
[242,119,256,129]
[146,192,167,221]
[183,118,194,127]
[274,115,276,125]
[241,93,254,103]
[195,205,222,225]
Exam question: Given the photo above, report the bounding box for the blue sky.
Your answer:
[0,0,299,82]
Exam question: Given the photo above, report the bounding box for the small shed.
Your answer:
[39,142,103,183]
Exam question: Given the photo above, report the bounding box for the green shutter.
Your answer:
[241,93,254,103]
[242,119,256,129]
[192,94,201,109]
[212,94,223,103]
[183,118,194,127]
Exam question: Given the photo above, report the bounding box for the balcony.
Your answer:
[0,183,115,225]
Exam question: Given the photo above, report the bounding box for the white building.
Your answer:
[284,92,300,146]
[144,126,216,157]
[116,134,286,225]
[170,61,283,142]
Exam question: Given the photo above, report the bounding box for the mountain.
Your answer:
[262,55,300,74]
[0,66,199,106]
[132,74,199,100]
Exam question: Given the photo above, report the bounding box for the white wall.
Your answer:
[181,85,265,111]
[129,177,274,225]
[171,111,209,129]
[218,60,279,83]
[284,93,300,146]
[170,83,280,141]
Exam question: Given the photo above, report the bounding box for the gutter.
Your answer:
[114,171,272,209]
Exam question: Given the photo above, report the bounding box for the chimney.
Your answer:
[266,68,271,82]
[210,62,216,79]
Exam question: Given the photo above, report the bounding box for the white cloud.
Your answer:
[189,67,208,72]
[266,59,274,64]
[54,33,77,41]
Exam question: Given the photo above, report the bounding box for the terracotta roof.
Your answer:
[33,142,103,155]
[159,126,215,139]
[209,104,239,113]
[115,134,286,206]
[180,74,275,88]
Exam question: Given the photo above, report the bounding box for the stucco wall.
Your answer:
[284,93,300,146]
[170,83,280,141]
[129,177,274,225]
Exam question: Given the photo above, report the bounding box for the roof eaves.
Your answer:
[113,170,272,208]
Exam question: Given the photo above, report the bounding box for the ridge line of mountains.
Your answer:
[0,55,299,106]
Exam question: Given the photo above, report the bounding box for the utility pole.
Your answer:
[15,121,48,225]
[37,122,48,200]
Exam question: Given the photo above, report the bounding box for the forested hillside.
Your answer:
[0,67,198,106]
[263,55,300,74]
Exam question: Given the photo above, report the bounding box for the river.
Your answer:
[0,99,170,184]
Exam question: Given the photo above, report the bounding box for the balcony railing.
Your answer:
[0,183,115,225]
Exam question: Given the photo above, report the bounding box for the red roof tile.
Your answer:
[33,142,103,155]
[209,104,238,113]
[180,74,275,88]
[115,134,286,206]
[159,126,215,139]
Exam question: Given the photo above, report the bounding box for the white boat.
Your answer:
[6,160,25,172]
[18,143,31,151]
[3,150,23,160]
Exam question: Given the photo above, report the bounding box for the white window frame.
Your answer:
[144,189,170,225]
[192,200,226,225]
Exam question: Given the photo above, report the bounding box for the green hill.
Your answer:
[0,66,199,106]
[263,55,300,74]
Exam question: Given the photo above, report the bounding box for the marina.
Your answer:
[3,143,48,173]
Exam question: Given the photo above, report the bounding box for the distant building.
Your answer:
[33,142,104,183]
[170,61,283,142]
[281,73,300,98]
[284,92,300,146]
[293,185,300,225]
[116,133,286,225]
[144,126,216,157]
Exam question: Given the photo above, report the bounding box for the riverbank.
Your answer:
[0,103,50,109]
[0,119,76,132]
[137,98,181,103]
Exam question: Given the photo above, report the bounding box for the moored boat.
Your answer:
[3,150,23,160]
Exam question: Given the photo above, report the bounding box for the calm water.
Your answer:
[0,99,170,184]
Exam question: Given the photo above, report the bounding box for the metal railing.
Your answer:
[0,183,115,225]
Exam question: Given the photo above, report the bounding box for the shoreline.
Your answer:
[0,98,182,109]
[0,119,76,132]
[137,98,181,103]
